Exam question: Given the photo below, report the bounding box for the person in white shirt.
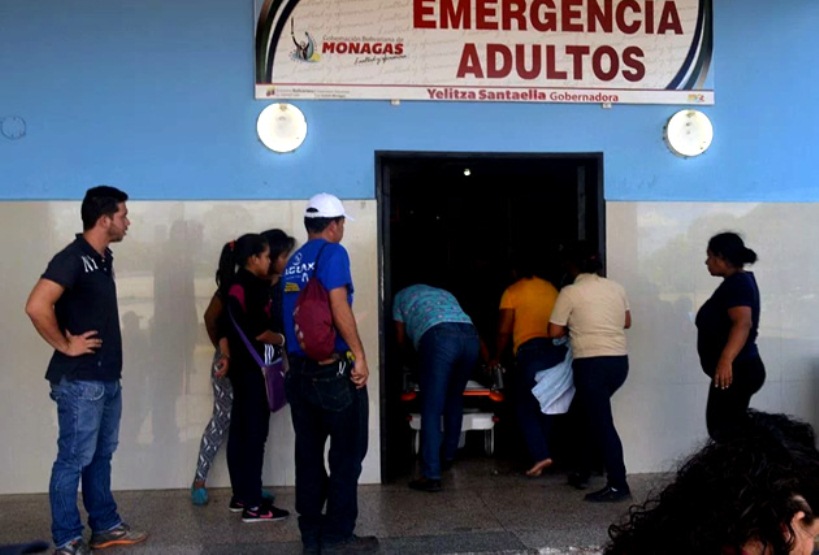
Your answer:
[549,242,632,503]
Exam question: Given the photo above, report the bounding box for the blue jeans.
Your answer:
[572,356,629,489]
[515,338,568,463]
[417,323,480,480]
[49,378,122,548]
[285,356,369,549]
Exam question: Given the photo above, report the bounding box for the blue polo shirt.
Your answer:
[42,234,123,382]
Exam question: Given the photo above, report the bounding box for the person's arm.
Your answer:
[394,320,408,351]
[393,320,413,367]
[25,278,101,356]
[394,321,406,347]
[548,322,567,339]
[548,289,571,340]
[329,286,368,388]
[256,280,286,346]
[255,330,286,346]
[624,310,632,329]
[204,292,223,348]
[491,308,514,366]
[713,306,752,389]
[205,292,232,375]
[478,337,491,364]
[213,336,230,378]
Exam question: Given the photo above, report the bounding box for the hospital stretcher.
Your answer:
[400,367,505,456]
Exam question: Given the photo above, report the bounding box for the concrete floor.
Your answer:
[0,456,669,555]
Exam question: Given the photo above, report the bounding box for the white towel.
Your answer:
[531,344,575,415]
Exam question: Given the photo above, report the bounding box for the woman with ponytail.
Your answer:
[189,240,238,506]
[696,232,765,441]
[191,231,294,507]
[220,233,289,522]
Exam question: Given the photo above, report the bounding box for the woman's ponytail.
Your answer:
[215,240,238,299]
[742,247,758,265]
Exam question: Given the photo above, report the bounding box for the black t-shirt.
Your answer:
[695,271,760,375]
[43,235,123,382]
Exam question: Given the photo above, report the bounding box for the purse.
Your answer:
[228,309,287,413]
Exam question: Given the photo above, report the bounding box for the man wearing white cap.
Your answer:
[281,193,378,554]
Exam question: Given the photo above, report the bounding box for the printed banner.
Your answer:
[255,0,714,105]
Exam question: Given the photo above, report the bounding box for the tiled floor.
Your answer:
[0,458,668,554]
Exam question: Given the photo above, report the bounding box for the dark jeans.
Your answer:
[515,338,568,463]
[572,356,629,490]
[285,356,369,548]
[227,365,270,508]
[705,355,765,442]
[417,323,480,479]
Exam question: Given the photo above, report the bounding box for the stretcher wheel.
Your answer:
[412,430,420,455]
[484,429,495,455]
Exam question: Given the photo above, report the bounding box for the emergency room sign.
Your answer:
[255,0,714,105]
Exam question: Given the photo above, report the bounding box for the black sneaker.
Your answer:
[322,535,380,554]
[89,523,148,549]
[567,471,590,490]
[229,497,245,512]
[584,485,632,503]
[54,539,91,555]
[241,502,290,523]
[231,492,275,512]
[408,476,442,492]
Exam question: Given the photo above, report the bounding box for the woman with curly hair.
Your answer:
[605,410,819,555]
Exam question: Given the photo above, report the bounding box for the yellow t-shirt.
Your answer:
[499,277,559,354]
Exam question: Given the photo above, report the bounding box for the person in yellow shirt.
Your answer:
[491,257,566,477]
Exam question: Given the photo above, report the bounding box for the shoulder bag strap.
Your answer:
[228,306,265,367]
[312,241,329,276]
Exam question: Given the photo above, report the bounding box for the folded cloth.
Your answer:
[532,340,574,415]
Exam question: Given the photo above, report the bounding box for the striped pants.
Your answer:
[193,350,234,483]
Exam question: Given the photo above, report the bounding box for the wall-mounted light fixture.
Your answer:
[257,103,307,153]
[663,109,713,158]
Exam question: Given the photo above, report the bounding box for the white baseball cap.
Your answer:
[304,193,354,220]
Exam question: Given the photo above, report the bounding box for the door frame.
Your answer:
[374,150,605,482]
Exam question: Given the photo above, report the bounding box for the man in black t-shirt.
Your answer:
[25,186,147,555]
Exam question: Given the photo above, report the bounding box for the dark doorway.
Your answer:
[376,151,604,483]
